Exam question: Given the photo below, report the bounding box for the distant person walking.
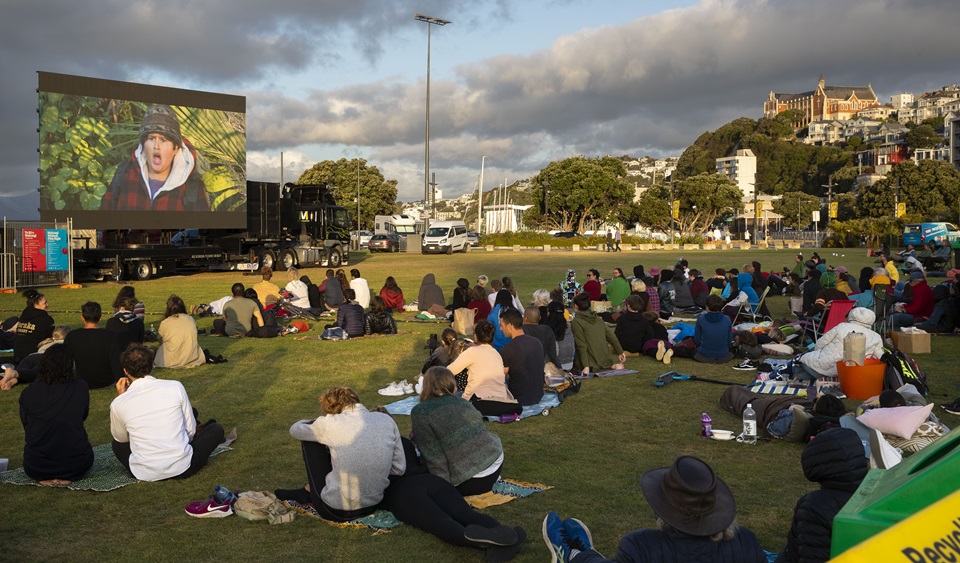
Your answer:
[614,229,622,252]
[606,230,613,252]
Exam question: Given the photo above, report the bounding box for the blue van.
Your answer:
[902,222,960,246]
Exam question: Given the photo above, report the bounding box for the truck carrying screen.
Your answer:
[37,72,246,229]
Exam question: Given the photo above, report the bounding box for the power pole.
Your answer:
[821,175,834,229]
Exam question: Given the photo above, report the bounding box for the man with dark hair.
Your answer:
[111,345,224,483]
[252,267,282,307]
[349,268,371,309]
[520,307,561,368]
[319,269,345,310]
[63,301,122,389]
[498,308,544,406]
[213,283,263,336]
[100,104,210,212]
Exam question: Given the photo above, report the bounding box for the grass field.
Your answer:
[2,248,958,562]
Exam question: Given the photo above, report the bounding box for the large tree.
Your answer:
[856,160,960,221]
[634,173,743,236]
[524,156,633,233]
[904,123,942,150]
[297,158,399,230]
[772,191,821,230]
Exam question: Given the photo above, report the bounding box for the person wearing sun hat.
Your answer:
[101,103,210,211]
[542,456,765,562]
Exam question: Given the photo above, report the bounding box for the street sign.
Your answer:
[672,200,679,219]
[896,202,906,218]
[829,201,838,219]
[812,210,821,222]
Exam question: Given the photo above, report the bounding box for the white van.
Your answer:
[422,220,469,254]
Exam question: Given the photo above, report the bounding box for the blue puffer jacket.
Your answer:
[336,303,366,337]
[574,526,766,563]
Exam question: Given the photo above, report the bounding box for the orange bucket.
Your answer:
[836,359,886,400]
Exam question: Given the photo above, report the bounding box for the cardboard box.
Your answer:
[891,332,931,355]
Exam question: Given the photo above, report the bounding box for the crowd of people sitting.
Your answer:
[3,245,959,562]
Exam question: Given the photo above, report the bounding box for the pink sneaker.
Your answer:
[184,498,233,518]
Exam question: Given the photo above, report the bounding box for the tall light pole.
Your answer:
[477,155,486,233]
[414,13,451,235]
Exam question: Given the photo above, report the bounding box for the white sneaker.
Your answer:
[414,375,424,395]
[868,429,902,469]
[378,382,405,396]
[400,380,415,394]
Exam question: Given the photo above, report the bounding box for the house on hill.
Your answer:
[764,75,879,128]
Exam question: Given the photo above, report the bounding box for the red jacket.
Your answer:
[904,280,934,318]
[583,279,602,301]
[380,288,405,312]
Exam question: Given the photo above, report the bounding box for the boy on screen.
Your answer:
[100,104,210,211]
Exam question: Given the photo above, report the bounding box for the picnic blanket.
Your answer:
[572,368,637,380]
[385,390,562,422]
[747,380,808,396]
[0,443,231,491]
[282,478,551,531]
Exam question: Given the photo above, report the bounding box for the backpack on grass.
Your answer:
[881,347,928,396]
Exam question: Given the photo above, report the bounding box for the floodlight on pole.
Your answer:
[414,13,451,235]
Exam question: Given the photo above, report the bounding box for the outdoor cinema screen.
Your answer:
[38,72,246,230]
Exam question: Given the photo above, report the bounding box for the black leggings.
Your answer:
[468,395,522,417]
[384,473,501,547]
[301,441,379,522]
[113,418,224,480]
[455,465,501,497]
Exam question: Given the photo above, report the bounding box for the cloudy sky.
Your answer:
[2,0,958,219]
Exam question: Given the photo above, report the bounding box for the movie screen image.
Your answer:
[38,72,246,229]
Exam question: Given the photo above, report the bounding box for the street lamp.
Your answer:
[414,13,451,235]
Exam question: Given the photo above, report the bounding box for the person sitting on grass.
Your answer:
[379,276,405,313]
[795,308,883,381]
[450,278,472,310]
[112,285,146,320]
[543,456,765,563]
[412,367,505,496]
[445,320,521,417]
[349,269,371,310]
[418,273,446,312]
[243,288,282,338]
[694,295,734,364]
[252,267,282,308]
[570,292,625,375]
[283,267,311,309]
[111,345,225,481]
[13,289,55,364]
[1,326,70,390]
[275,386,406,522]
[774,428,867,563]
[212,283,264,337]
[489,290,518,351]
[153,295,206,368]
[332,288,365,338]
[63,301,123,390]
[18,343,93,486]
[468,286,493,322]
[105,295,145,353]
[520,306,561,368]
[364,295,398,336]
[614,294,654,355]
[317,269,344,311]
[498,308,545,407]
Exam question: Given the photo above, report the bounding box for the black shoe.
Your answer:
[485,526,526,563]
[465,524,519,547]
[943,400,960,416]
[732,360,758,371]
[274,487,311,504]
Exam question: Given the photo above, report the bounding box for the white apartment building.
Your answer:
[891,93,914,110]
[715,149,757,203]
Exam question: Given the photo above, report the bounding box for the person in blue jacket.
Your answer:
[694,295,734,364]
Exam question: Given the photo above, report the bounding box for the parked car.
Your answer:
[368,233,401,253]
[351,230,373,248]
[552,231,581,239]
[466,231,480,247]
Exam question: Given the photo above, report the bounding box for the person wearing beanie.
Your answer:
[101,104,210,211]
[797,307,883,379]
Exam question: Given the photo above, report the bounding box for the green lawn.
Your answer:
[2,248,958,562]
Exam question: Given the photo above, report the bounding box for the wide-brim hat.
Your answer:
[640,456,736,536]
[649,267,661,276]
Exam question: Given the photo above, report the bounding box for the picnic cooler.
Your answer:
[835,359,884,400]
[831,425,960,558]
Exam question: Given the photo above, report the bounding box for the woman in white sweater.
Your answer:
[275,386,406,522]
[445,320,521,418]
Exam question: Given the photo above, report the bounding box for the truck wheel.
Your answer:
[133,262,153,281]
[328,248,342,267]
[392,244,399,253]
[260,250,276,271]
[280,249,297,270]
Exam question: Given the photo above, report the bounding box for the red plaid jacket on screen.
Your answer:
[100,143,209,212]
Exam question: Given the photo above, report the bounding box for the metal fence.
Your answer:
[1,218,74,290]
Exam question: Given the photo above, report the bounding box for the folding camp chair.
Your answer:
[801,299,856,341]
[873,284,889,334]
[734,286,770,324]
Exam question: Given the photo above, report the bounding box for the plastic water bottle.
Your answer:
[742,403,757,445]
[213,485,233,504]
[701,412,713,438]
